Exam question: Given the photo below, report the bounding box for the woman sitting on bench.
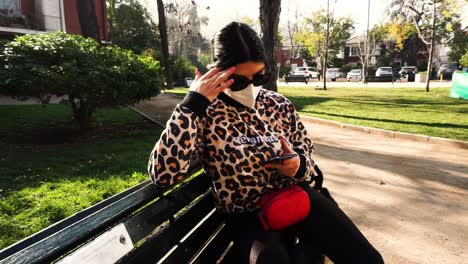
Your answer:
[148,21,384,264]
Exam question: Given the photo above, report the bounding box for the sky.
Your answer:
[139,0,468,39]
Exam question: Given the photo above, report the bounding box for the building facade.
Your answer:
[0,0,108,41]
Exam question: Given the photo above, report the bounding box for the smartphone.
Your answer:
[265,153,298,164]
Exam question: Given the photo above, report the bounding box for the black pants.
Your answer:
[222,184,384,264]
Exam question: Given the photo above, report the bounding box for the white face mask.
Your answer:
[223,84,261,109]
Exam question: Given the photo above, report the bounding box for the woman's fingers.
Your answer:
[213,67,236,87]
[265,156,300,177]
[191,66,236,102]
[217,78,234,91]
[201,66,222,80]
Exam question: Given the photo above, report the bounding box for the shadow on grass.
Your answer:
[0,105,163,195]
[283,95,333,112]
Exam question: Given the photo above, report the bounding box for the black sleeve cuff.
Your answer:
[180,91,211,119]
[294,154,307,179]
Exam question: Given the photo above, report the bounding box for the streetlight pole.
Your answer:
[323,0,330,90]
[364,0,370,83]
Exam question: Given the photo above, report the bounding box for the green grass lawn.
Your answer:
[0,104,163,249]
[165,86,468,141]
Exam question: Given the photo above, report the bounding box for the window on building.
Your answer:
[0,0,20,12]
[350,46,359,57]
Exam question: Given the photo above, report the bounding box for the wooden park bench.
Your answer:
[285,74,309,84]
[0,160,327,264]
[365,76,396,82]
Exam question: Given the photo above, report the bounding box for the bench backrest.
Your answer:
[0,160,233,264]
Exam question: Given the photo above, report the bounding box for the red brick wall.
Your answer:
[63,0,108,41]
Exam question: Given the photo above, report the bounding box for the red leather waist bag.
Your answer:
[257,185,311,231]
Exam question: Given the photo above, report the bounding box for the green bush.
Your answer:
[460,51,468,67]
[171,56,195,87]
[340,64,354,74]
[187,53,212,75]
[0,32,163,129]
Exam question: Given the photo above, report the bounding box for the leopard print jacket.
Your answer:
[148,88,316,214]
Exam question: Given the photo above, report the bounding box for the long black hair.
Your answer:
[208,22,266,70]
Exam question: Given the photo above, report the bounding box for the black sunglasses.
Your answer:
[227,65,271,91]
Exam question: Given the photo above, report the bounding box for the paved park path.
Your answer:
[134,92,468,264]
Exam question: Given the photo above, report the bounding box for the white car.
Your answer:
[293,67,320,79]
[375,67,393,77]
[346,69,362,81]
[325,68,342,81]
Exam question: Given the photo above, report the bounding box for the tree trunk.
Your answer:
[405,36,420,66]
[157,0,173,89]
[321,56,327,89]
[76,0,100,41]
[362,63,366,83]
[71,98,94,130]
[425,0,437,92]
[260,0,281,92]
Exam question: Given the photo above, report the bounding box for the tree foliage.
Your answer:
[294,11,354,68]
[355,24,389,77]
[0,32,163,129]
[460,51,468,67]
[108,0,160,55]
[171,56,196,86]
[448,23,468,63]
[388,0,462,91]
[387,21,425,66]
[388,21,416,51]
[388,0,460,45]
[166,0,209,58]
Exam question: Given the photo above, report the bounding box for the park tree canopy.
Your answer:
[294,11,354,70]
[108,0,160,56]
[0,32,164,130]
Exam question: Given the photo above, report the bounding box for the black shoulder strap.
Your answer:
[309,164,339,206]
[310,164,324,190]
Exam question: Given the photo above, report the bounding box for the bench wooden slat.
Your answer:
[163,211,225,263]
[52,174,211,264]
[192,223,233,264]
[117,191,216,264]
[123,173,212,244]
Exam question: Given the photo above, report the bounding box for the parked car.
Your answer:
[437,63,459,80]
[325,68,343,81]
[375,67,393,77]
[399,66,417,77]
[293,66,320,79]
[346,69,362,81]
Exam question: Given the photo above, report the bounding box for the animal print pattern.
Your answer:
[148,88,316,213]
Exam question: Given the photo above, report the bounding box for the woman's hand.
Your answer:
[265,136,301,178]
[189,66,236,102]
